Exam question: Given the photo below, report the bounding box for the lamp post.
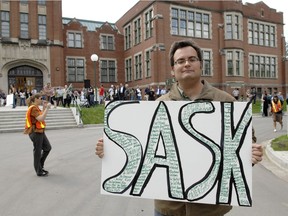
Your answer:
[90,54,98,104]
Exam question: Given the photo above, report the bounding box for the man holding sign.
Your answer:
[96,40,263,216]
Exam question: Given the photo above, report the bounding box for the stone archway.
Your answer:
[8,66,43,93]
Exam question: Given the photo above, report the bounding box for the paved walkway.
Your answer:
[264,140,288,174]
[0,106,287,216]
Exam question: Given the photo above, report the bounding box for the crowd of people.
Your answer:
[105,83,167,102]
[230,87,285,132]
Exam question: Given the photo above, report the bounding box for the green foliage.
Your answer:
[81,104,105,124]
[252,100,261,114]
[271,135,288,151]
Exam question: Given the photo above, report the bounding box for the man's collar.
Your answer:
[176,83,190,100]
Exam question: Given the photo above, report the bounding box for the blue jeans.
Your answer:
[20,98,26,106]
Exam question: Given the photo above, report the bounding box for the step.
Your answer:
[0,107,78,133]
[0,124,79,133]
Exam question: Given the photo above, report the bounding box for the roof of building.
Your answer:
[62,17,117,31]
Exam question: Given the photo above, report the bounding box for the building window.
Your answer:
[134,17,141,45]
[134,53,142,80]
[20,13,29,38]
[226,50,243,76]
[171,7,210,39]
[124,25,131,50]
[67,58,85,82]
[249,54,276,78]
[100,60,116,83]
[145,49,151,77]
[67,32,82,48]
[100,35,114,50]
[248,20,276,47]
[38,0,46,5]
[145,8,153,39]
[20,0,28,4]
[38,15,46,40]
[125,58,132,82]
[225,13,242,40]
[202,50,212,76]
[0,11,10,37]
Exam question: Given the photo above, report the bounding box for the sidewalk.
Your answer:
[264,140,288,173]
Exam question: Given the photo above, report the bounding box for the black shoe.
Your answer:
[42,169,49,174]
[37,170,49,177]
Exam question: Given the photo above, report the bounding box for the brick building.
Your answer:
[0,0,287,100]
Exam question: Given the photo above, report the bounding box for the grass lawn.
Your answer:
[80,104,105,124]
[271,135,288,151]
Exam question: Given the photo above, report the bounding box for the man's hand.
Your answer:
[95,138,104,158]
[252,143,263,165]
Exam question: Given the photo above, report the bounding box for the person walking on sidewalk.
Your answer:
[95,39,263,216]
[24,93,52,177]
[271,95,283,132]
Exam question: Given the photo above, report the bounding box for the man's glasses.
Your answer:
[174,56,199,66]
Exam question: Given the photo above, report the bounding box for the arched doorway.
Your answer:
[8,66,43,92]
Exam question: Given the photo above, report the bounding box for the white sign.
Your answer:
[5,94,13,106]
[101,101,252,207]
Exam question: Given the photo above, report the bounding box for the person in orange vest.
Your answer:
[271,95,283,132]
[24,93,52,177]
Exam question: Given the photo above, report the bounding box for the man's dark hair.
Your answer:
[169,40,203,66]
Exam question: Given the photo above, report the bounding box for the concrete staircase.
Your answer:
[0,107,78,133]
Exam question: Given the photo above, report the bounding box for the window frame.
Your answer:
[125,57,132,82]
[248,20,276,47]
[124,24,132,50]
[201,49,212,76]
[100,59,117,83]
[144,8,153,39]
[67,57,85,82]
[171,6,211,39]
[20,13,29,39]
[145,49,152,78]
[225,49,244,77]
[249,54,277,78]
[0,11,10,37]
[38,15,46,40]
[67,31,83,48]
[100,34,115,50]
[133,17,142,45]
[134,53,142,80]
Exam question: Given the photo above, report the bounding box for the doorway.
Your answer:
[8,66,43,93]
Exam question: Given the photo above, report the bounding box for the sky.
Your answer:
[62,0,287,38]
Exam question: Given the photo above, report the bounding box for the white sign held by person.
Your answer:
[100,100,252,207]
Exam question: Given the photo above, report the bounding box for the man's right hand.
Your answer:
[95,138,104,158]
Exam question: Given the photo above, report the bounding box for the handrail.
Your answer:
[70,98,83,127]
[75,102,83,126]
